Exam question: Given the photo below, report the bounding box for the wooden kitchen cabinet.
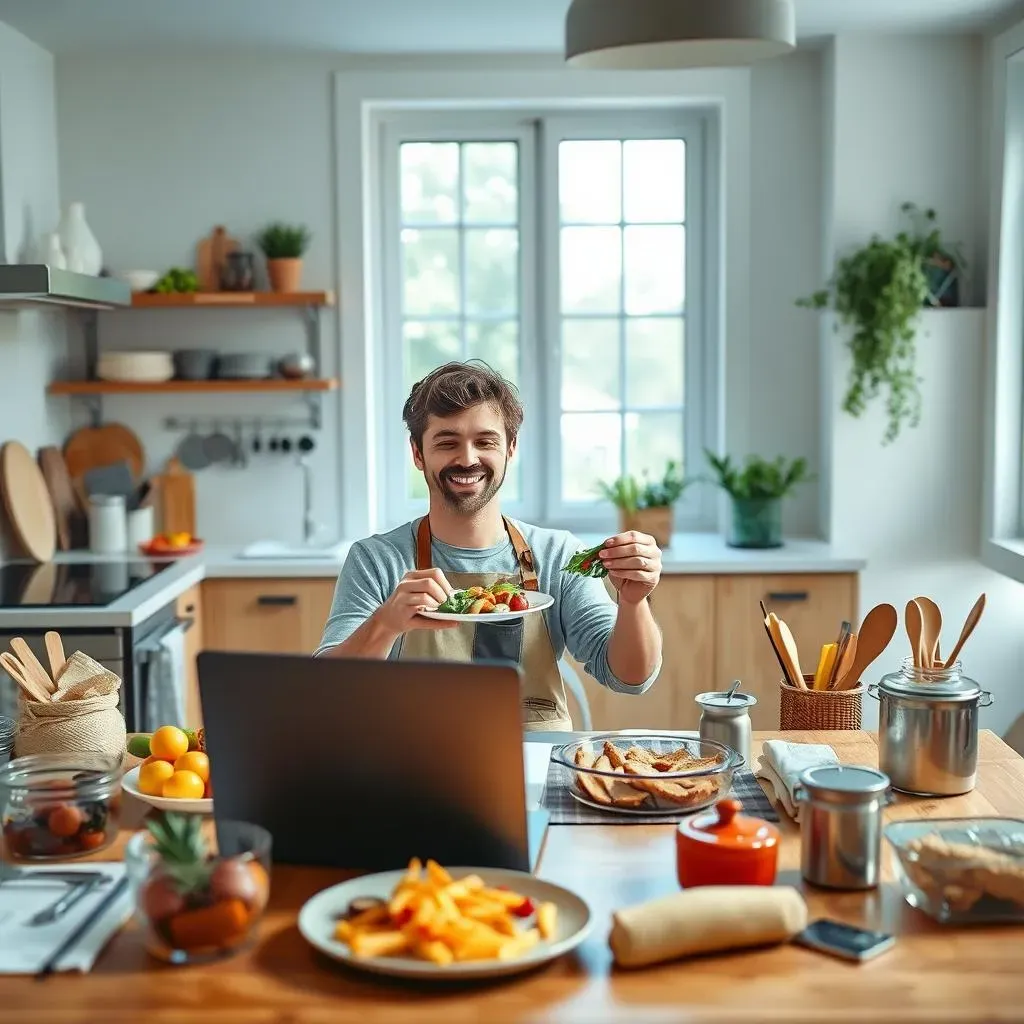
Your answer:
[175,584,204,730]
[201,578,337,656]
[714,573,859,729]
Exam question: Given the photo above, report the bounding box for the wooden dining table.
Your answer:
[5,729,1024,1023]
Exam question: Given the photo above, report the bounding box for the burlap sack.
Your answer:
[14,691,126,761]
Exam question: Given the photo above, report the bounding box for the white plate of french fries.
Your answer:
[297,857,592,980]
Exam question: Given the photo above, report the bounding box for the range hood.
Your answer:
[0,265,131,310]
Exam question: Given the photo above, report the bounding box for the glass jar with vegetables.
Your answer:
[125,814,271,964]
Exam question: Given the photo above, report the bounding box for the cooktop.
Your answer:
[0,559,174,608]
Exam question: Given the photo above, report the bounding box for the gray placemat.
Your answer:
[541,759,779,825]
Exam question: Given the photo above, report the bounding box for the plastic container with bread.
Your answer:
[609,886,808,968]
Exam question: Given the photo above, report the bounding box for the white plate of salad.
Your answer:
[419,580,554,622]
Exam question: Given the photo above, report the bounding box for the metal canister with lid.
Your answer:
[695,685,757,769]
[870,657,992,796]
[794,764,891,890]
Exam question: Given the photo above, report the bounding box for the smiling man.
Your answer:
[316,360,663,731]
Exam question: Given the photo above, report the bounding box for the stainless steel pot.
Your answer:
[870,657,993,797]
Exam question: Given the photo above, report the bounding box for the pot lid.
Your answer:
[797,764,890,805]
[677,798,779,850]
[695,690,758,711]
[880,669,981,701]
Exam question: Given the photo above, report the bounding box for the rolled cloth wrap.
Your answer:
[609,885,808,968]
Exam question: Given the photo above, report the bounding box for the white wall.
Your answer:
[0,22,69,560]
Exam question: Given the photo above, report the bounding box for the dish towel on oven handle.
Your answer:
[754,740,839,822]
[145,621,188,731]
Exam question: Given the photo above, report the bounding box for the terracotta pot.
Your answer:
[266,258,303,293]
[676,798,780,888]
[621,506,673,548]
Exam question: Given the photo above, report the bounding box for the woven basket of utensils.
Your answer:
[779,675,863,731]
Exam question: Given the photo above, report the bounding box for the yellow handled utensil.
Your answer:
[812,643,838,690]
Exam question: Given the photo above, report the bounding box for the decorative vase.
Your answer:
[266,257,303,293]
[58,202,102,275]
[621,506,673,548]
[42,233,67,269]
[728,497,783,549]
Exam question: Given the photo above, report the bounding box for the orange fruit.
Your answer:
[138,760,175,796]
[150,726,189,762]
[162,770,205,801]
[173,751,210,783]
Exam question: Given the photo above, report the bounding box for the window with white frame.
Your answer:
[377,110,717,531]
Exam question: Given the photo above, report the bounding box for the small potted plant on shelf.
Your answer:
[596,461,689,548]
[255,222,311,293]
[704,451,810,549]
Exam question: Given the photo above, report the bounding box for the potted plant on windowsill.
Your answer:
[255,222,311,293]
[596,461,690,548]
[704,451,811,550]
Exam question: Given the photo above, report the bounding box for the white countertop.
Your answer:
[0,533,863,630]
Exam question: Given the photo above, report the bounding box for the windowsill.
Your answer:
[982,537,1024,586]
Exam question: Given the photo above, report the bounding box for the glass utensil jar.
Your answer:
[695,690,756,768]
[794,764,891,890]
[870,658,992,796]
[0,715,14,766]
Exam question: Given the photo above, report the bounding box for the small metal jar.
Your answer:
[794,764,891,890]
[870,657,993,797]
[695,690,756,769]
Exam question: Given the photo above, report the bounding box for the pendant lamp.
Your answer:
[565,0,796,69]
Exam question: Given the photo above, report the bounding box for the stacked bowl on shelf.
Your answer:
[96,351,174,383]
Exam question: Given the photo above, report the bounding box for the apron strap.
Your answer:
[414,516,540,591]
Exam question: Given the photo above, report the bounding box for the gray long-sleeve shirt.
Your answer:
[315,517,660,694]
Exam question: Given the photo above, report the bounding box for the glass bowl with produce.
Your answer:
[125,813,271,964]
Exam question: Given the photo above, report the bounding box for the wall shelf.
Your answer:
[47,378,339,396]
[129,290,334,309]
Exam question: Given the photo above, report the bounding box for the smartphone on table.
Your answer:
[794,919,895,963]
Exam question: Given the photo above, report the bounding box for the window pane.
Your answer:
[404,320,461,388]
[562,412,622,502]
[559,140,621,223]
[465,228,518,316]
[624,225,684,315]
[562,319,620,410]
[625,411,684,480]
[466,320,519,384]
[401,142,459,224]
[623,139,686,223]
[463,142,518,224]
[561,226,622,314]
[626,318,684,408]
[500,461,521,501]
[402,228,459,316]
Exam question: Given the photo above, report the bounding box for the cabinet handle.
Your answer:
[257,594,298,607]
[766,591,809,603]
[184,604,195,614]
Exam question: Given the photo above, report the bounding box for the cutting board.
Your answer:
[156,457,196,536]
[64,423,144,482]
[0,441,57,562]
[38,446,86,550]
[196,225,240,292]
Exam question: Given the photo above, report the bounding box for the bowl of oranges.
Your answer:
[122,725,212,815]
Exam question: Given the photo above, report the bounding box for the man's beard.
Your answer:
[432,461,507,514]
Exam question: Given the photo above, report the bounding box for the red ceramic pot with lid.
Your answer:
[676,797,780,887]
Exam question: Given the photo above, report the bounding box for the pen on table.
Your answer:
[37,875,129,980]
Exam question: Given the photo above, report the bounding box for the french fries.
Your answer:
[334,858,559,965]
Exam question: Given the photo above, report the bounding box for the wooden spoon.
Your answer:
[831,632,858,689]
[915,596,942,668]
[834,603,898,690]
[10,637,55,696]
[905,599,926,668]
[44,631,66,682]
[943,593,986,669]
[0,651,50,702]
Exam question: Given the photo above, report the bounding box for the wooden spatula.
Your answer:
[943,593,986,669]
[914,596,942,668]
[769,612,806,689]
[834,603,898,690]
[10,637,55,695]
[0,652,50,702]
[44,631,66,681]
[905,599,926,668]
[759,600,792,684]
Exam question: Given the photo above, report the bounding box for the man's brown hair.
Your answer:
[402,360,524,450]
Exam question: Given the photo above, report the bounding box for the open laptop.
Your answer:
[196,652,549,872]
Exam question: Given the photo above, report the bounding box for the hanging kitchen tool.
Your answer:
[0,441,57,563]
[195,225,240,292]
[232,422,247,468]
[943,594,986,668]
[176,421,211,471]
[203,421,235,464]
[37,446,85,551]
[63,423,144,483]
[914,596,942,668]
[834,603,898,690]
[154,457,196,537]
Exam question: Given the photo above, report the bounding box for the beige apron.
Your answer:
[396,516,572,732]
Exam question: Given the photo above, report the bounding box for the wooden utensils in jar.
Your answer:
[902,594,986,672]
[0,634,120,704]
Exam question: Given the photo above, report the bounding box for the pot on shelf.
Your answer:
[621,505,672,548]
[727,496,782,549]
[266,258,303,293]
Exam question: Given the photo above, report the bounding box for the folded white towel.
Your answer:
[755,740,839,822]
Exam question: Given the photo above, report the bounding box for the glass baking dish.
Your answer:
[550,733,741,816]
[884,817,1024,923]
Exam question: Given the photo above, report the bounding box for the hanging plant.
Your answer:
[797,202,965,445]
